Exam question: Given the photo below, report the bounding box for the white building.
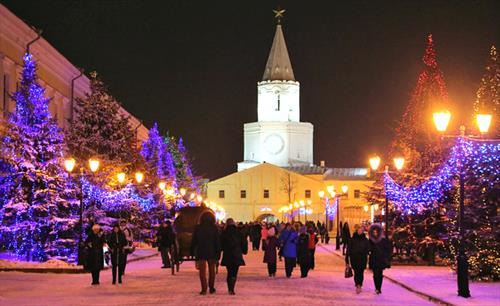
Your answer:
[237,23,313,171]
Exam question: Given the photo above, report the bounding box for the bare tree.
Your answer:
[280,171,297,220]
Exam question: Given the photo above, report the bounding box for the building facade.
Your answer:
[208,21,376,232]
[0,4,148,142]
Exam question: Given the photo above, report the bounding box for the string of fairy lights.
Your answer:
[384,137,500,213]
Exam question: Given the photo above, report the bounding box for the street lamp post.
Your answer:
[335,184,348,250]
[432,110,491,298]
[65,157,100,265]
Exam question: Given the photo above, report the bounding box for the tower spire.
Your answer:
[262,8,295,81]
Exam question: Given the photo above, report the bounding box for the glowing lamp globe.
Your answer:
[64,158,76,172]
[299,200,305,206]
[363,205,369,212]
[158,181,166,190]
[117,172,126,184]
[135,172,144,183]
[190,193,196,199]
[341,184,348,194]
[374,204,379,210]
[393,157,405,171]
[180,188,187,196]
[327,185,335,195]
[369,156,381,171]
[476,114,492,134]
[433,111,451,132]
[197,195,203,202]
[318,190,325,198]
[88,159,100,172]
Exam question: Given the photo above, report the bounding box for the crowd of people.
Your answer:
[82,216,392,297]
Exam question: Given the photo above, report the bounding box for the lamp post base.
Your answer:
[457,252,471,298]
[335,235,340,250]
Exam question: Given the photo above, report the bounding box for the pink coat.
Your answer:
[261,228,268,240]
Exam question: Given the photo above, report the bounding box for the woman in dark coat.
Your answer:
[368,223,392,294]
[107,223,128,284]
[220,218,248,295]
[84,224,105,285]
[297,226,311,278]
[191,212,221,295]
[341,222,351,255]
[263,227,279,277]
[345,224,370,293]
[280,223,299,278]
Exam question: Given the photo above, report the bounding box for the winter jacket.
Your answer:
[279,230,298,258]
[191,223,221,260]
[308,233,319,250]
[263,236,279,263]
[368,224,392,270]
[341,223,351,244]
[157,226,175,248]
[107,231,128,266]
[84,232,105,271]
[261,227,268,240]
[297,233,311,265]
[345,232,370,270]
[250,224,262,241]
[220,225,247,267]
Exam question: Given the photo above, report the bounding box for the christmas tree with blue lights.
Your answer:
[141,123,176,186]
[0,53,78,262]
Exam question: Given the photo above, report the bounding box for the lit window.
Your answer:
[240,190,246,198]
[219,190,225,198]
[354,189,361,198]
[305,190,311,198]
[263,189,269,198]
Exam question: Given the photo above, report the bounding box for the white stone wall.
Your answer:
[257,80,300,122]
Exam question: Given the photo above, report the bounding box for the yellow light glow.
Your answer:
[158,181,166,190]
[369,156,381,171]
[327,185,335,194]
[167,188,175,196]
[341,184,348,194]
[329,191,336,198]
[289,204,293,209]
[476,114,492,134]
[190,193,196,199]
[307,200,312,205]
[393,157,405,171]
[179,188,187,196]
[433,111,451,132]
[64,158,76,172]
[135,172,144,183]
[88,159,100,172]
[374,204,379,210]
[294,202,299,208]
[318,190,325,198]
[117,172,126,184]
[363,205,369,212]
[197,195,203,202]
[299,200,305,206]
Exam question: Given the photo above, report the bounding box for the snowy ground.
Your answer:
[0,244,442,306]
[322,244,500,306]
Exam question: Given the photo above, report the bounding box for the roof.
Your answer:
[284,165,326,175]
[323,168,370,180]
[262,24,295,81]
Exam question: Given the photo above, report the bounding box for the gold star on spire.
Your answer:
[273,7,285,24]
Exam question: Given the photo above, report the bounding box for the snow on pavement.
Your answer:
[0,245,436,306]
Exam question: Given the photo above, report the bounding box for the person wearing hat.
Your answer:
[107,222,128,284]
[84,224,105,285]
[368,223,392,294]
[119,219,133,275]
[263,226,279,277]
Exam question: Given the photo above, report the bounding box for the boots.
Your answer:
[227,277,237,295]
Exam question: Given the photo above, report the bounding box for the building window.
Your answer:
[263,189,269,198]
[219,190,225,198]
[240,190,246,198]
[305,190,311,198]
[354,189,361,198]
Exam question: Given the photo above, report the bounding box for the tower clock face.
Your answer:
[264,134,285,155]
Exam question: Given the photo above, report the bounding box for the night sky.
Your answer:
[2,0,499,179]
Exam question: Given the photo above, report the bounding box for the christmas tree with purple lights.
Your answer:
[169,136,197,190]
[0,53,78,262]
[141,123,176,186]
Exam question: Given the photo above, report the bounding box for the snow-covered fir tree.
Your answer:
[66,71,138,187]
[168,136,197,190]
[0,53,78,262]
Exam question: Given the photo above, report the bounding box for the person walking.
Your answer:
[261,225,268,251]
[319,223,326,243]
[345,224,370,293]
[368,224,392,294]
[157,220,175,268]
[263,227,279,277]
[220,218,247,295]
[342,222,351,255]
[297,226,311,278]
[279,223,298,278]
[250,222,262,251]
[107,223,128,284]
[191,212,221,295]
[307,226,319,270]
[119,220,133,275]
[84,224,105,285]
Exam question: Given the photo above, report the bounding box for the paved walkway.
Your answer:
[0,244,438,306]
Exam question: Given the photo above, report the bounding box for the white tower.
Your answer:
[238,22,314,171]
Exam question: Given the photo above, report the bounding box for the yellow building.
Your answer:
[0,4,148,142]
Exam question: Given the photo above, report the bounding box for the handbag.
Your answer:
[345,266,353,278]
